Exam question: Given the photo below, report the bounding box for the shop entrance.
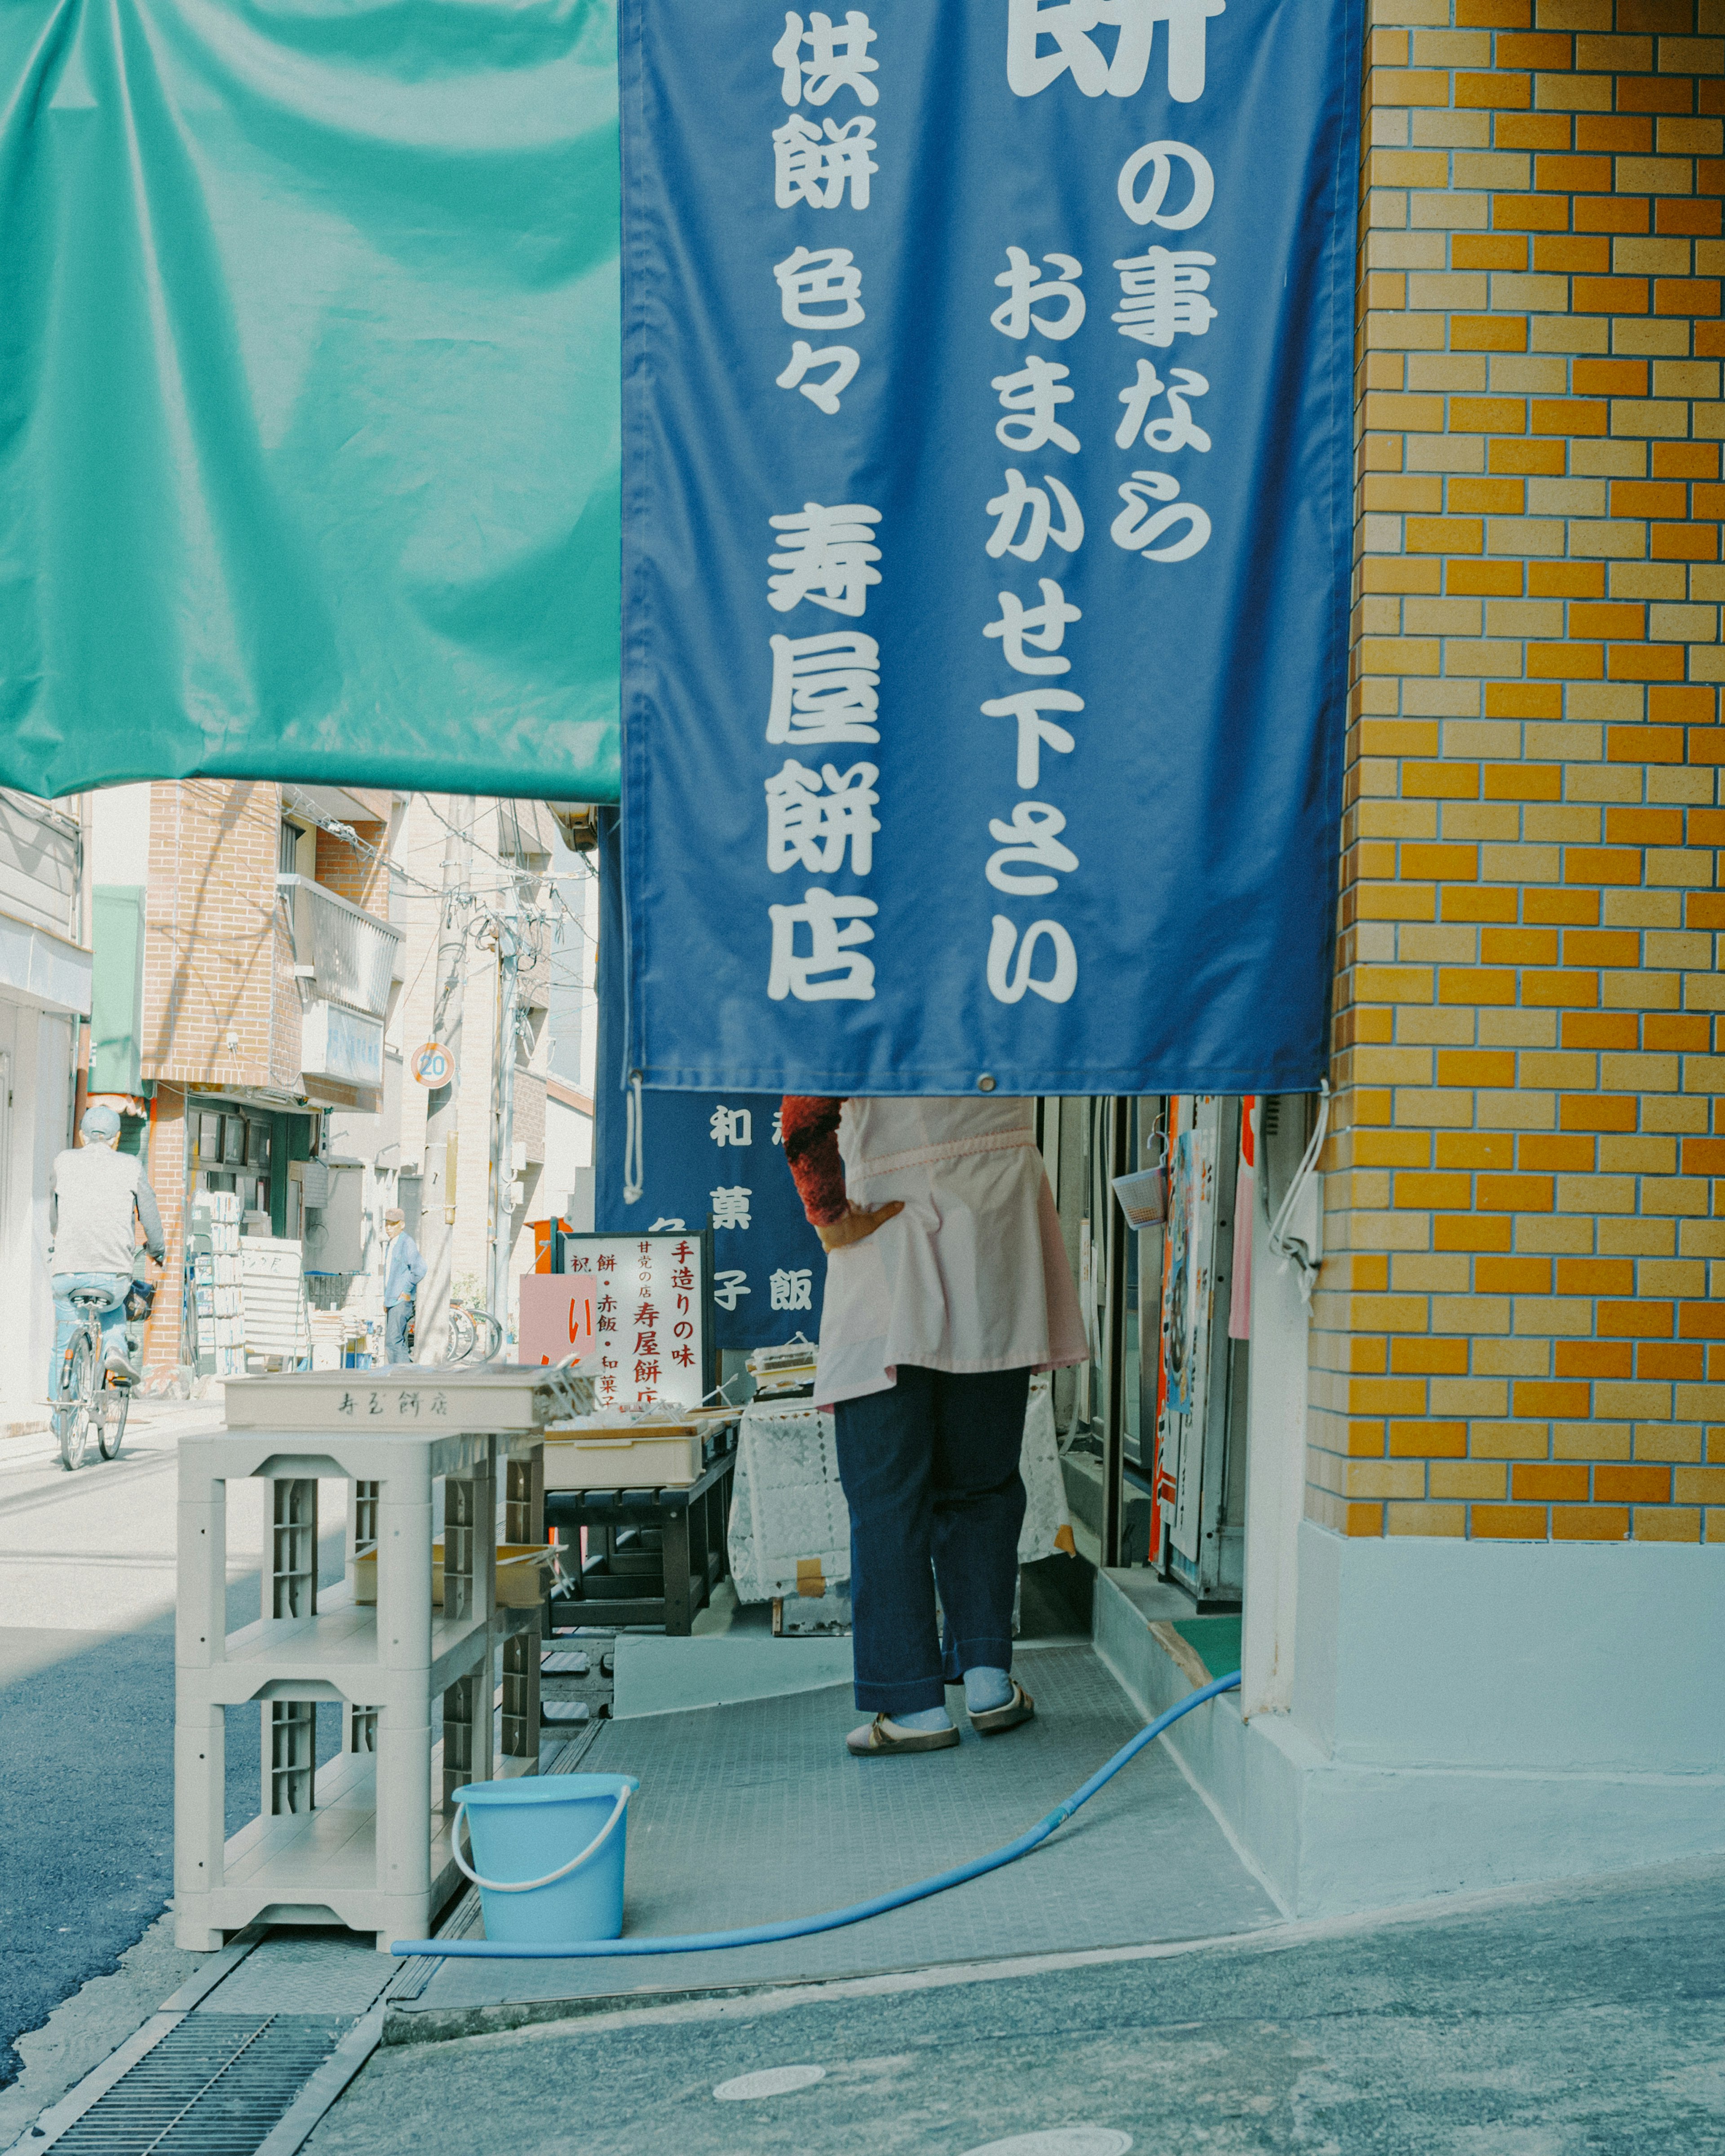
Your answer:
[1040,1095,1255,1617]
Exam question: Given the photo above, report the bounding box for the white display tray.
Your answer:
[221,1364,593,1431]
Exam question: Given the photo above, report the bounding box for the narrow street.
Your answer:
[0,1401,345,2103]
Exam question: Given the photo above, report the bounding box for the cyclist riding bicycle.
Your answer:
[48,1102,166,1393]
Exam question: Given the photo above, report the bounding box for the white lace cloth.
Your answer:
[727,1374,1074,1602]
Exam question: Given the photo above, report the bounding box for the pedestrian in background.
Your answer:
[47,1103,164,1392]
[382,1207,425,1365]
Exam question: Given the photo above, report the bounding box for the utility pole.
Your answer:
[418,799,469,1363]
[487,852,522,1348]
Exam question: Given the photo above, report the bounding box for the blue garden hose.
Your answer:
[390,1669,1241,1960]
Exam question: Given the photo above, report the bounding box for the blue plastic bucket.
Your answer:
[453,1774,638,1944]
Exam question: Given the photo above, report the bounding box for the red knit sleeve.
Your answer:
[781,1096,847,1226]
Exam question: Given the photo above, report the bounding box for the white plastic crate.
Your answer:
[542,1420,703,1489]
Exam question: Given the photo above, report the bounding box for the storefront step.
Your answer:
[610,1632,853,1719]
[1058,1449,1154,1568]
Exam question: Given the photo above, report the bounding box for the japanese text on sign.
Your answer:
[758,4,1223,1016]
[522,1234,711,1409]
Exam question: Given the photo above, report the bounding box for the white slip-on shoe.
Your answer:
[846,1714,961,1756]
[969,1681,1035,1735]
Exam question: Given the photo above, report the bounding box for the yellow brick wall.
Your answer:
[1311,0,1725,1542]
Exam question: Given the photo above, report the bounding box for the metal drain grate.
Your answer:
[48,2013,349,2153]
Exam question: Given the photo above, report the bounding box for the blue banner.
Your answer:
[594,814,827,1348]
[621,0,1358,1095]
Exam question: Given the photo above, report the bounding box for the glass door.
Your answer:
[1039,1095,1167,1568]
[1154,1094,1249,1609]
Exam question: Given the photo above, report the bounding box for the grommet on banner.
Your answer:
[976,1074,996,1092]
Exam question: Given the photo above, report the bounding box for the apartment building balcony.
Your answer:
[0,788,90,1018]
[275,872,404,1098]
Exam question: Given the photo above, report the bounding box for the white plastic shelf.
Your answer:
[206,1739,538,1940]
[174,1368,575,1953]
[199,1592,497,1706]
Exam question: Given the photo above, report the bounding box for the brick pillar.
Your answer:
[1316,0,1724,1544]
[142,1084,188,1379]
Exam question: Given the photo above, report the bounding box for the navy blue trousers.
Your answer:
[385,1298,414,1364]
[832,1364,1031,1716]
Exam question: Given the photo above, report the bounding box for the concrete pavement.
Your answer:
[5,1405,1719,2153]
[306,1853,1725,2155]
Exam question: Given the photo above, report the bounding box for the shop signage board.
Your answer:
[592,814,827,1352]
[620,0,1358,1096]
[518,1232,711,1410]
[597,1092,827,1352]
[300,999,385,1088]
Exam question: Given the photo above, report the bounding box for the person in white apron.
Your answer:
[783,1096,1086,1756]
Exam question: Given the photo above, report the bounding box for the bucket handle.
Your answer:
[451,1785,632,1895]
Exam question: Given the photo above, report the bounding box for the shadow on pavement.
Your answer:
[0,1529,350,2086]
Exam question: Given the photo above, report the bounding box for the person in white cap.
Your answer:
[47,1103,164,1391]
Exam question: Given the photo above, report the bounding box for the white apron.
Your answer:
[814,1097,1088,1408]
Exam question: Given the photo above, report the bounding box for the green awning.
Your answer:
[0,0,621,802]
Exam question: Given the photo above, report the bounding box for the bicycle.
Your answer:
[389,1300,502,1368]
[53,1283,134,1472]
[444,1303,504,1363]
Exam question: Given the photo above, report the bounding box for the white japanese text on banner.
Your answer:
[622,0,1360,1094]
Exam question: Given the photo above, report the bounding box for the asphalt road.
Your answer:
[0,1405,347,2088]
[308,1853,1725,2155]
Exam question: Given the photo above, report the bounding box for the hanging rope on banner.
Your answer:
[623,1072,645,1205]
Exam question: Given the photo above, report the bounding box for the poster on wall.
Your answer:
[1163,1132,1197,1418]
[620,0,1359,1096]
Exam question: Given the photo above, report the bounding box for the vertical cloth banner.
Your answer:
[621,0,1359,1096]
[593,813,826,1349]
[0,0,621,801]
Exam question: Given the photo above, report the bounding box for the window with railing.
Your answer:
[274,873,403,1016]
[0,789,81,940]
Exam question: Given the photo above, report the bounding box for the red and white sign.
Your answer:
[409,1040,454,1087]
[518,1233,708,1409]
[518,1273,599,1368]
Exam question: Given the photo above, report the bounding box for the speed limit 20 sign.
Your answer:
[410,1040,454,1088]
